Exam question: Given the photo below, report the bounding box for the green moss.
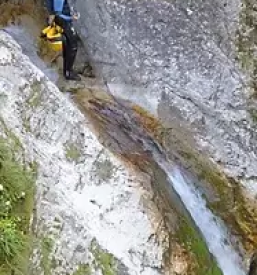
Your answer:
[236,0,257,96]
[65,143,81,162]
[73,264,91,275]
[26,80,43,108]
[0,138,35,275]
[175,217,222,275]
[90,239,117,275]
[40,236,54,275]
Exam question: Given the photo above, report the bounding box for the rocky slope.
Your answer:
[1,0,257,273]
[0,30,166,275]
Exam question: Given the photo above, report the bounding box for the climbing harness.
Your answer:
[40,23,64,52]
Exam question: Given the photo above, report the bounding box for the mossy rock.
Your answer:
[174,217,223,275]
[73,264,91,275]
[90,239,117,275]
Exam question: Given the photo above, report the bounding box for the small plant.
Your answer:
[0,218,24,262]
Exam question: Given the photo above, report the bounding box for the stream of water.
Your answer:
[159,160,246,275]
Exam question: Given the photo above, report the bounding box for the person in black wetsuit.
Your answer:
[46,0,81,81]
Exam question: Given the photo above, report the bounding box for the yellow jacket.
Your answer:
[41,24,63,52]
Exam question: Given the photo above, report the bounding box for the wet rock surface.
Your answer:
[72,0,257,200]
[72,83,257,271]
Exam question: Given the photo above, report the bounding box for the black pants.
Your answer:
[54,16,78,75]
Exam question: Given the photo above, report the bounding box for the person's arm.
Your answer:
[53,0,72,21]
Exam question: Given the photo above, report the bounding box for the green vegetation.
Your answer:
[73,264,91,275]
[65,143,81,162]
[175,217,222,275]
[0,138,35,275]
[0,219,24,262]
[90,239,117,275]
[40,237,54,275]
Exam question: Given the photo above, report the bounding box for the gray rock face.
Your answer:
[72,0,257,197]
[0,30,165,275]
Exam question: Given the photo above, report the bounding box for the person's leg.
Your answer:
[54,16,68,76]
[54,17,80,80]
[62,35,68,76]
[63,22,80,80]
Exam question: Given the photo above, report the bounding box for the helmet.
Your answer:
[41,24,63,52]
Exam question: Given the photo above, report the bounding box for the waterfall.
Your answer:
[159,160,246,275]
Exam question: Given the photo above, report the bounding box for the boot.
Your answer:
[64,70,81,81]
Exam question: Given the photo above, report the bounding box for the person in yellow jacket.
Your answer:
[43,0,81,81]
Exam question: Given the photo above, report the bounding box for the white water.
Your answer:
[159,160,246,275]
